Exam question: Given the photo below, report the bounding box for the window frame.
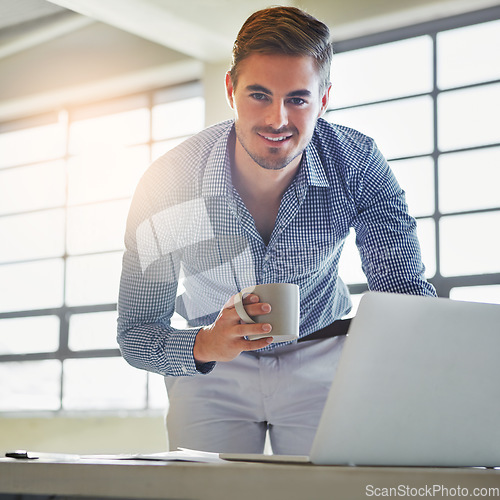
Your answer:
[328,5,500,298]
[0,81,203,414]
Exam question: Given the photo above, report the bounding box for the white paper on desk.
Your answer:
[127,448,223,463]
[6,448,223,464]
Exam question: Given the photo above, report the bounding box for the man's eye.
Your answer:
[289,98,306,106]
[250,93,268,101]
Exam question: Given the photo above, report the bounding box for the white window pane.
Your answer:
[438,83,500,151]
[0,123,65,168]
[437,19,500,90]
[338,220,435,283]
[450,285,500,305]
[415,217,436,279]
[0,315,59,354]
[439,147,500,214]
[171,311,188,330]
[67,145,149,205]
[152,137,188,162]
[440,212,500,276]
[332,36,433,108]
[0,209,65,262]
[338,229,365,285]
[0,259,64,313]
[328,96,433,159]
[152,97,204,141]
[0,360,61,411]
[148,372,169,410]
[0,160,65,215]
[62,357,147,410]
[390,157,435,217]
[69,108,149,154]
[67,200,129,255]
[65,252,123,306]
[69,311,119,351]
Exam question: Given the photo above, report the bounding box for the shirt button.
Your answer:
[264,254,270,262]
[181,366,187,373]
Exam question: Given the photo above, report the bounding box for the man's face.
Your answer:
[226,53,330,171]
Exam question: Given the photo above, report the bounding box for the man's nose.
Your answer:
[266,101,288,130]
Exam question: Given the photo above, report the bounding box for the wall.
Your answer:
[0,414,167,455]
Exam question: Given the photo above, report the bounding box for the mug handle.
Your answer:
[233,290,255,324]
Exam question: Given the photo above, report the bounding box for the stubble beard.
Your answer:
[235,124,305,171]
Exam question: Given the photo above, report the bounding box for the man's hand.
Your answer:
[193,293,273,363]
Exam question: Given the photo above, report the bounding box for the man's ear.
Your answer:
[318,83,332,117]
[225,71,235,109]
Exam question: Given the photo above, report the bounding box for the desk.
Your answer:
[0,458,499,500]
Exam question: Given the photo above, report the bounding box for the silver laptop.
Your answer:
[222,291,500,467]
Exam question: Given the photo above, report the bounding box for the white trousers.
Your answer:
[164,335,346,455]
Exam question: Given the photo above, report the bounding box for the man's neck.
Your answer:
[230,135,303,244]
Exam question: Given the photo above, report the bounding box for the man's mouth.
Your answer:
[258,133,293,143]
[262,135,290,142]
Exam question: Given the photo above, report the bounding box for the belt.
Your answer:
[297,318,352,343]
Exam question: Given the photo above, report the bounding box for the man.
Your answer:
[118,6,436,455]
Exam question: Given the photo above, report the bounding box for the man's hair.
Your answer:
[229,6,333,93]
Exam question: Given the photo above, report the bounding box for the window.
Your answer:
[333,7,500,307]
[0,82,204,413]
[1,7,500,414]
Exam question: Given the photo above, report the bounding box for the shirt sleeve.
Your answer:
[352,142,437,297]
[117,171,216,377]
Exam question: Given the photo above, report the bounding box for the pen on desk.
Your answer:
[5,450,87,461]
[5,450,38,460]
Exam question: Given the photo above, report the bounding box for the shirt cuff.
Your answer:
[164,327,216,376]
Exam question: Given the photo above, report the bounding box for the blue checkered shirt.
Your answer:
[117,118,436,377]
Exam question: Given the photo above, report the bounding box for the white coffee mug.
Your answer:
[233,283,300,343]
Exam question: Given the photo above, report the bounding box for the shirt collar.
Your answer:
[201,121,235,198]
[300,138,331,188]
